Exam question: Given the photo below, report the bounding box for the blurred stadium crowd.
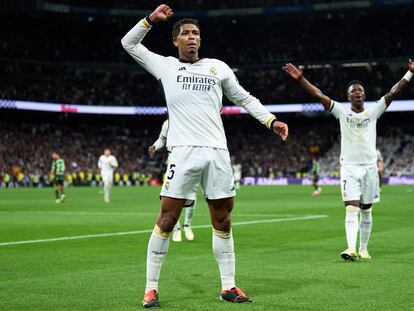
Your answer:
[1,1,413,187]
[1,116,413,187]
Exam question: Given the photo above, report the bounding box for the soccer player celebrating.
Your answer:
[122,4,288,307]
[50,152,65,203]
[149,119,196,242]
[285,60,414,261]
[311,157,322,196]
[98,148,118,203]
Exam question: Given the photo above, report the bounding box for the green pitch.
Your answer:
[1,186,413,311]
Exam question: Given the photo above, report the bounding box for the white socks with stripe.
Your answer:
[345,205,359,252]
[359,208,372,251]
[145,225,170,293]
[212,228,236,290]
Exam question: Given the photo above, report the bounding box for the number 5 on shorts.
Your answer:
[167,164,176,180]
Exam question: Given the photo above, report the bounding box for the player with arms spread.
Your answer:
[98,148,118,203]
[50,152,65,203]
[122,4,288,308]
[285,60,414,261]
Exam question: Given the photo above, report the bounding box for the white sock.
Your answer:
[345,205,359,252]
[104,184,110,200]
[360,208,372,251]
[145,225,170,293]
[173,219,180,231]
[213,228,235,290]
[184,202,196,226]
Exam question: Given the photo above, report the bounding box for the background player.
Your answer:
[232,161,242,191]
[376,149,384,189]
[311,157,322,196]
[149,119,196,242]
[122,4,288,307]
[50,152,65,203]
[285,60,414,261]
[98,148,118,203]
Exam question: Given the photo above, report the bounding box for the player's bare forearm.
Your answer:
[384,79,408,106]
[384,59,414,106]
[298,76,331,110]
[284,63,331,110]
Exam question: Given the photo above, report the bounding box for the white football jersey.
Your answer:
[376,149,383,162]
[98,155,118,175]
[329,97,387,165]
[153,119,169,151]
[122,19,276,150]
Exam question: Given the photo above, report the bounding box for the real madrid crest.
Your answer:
[209,67,217,76]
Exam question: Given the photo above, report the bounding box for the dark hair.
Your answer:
[346,80,364,92]
[172,18,200,38]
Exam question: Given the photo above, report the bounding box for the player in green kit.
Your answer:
[51,152,66,203]
[311,157,322,196]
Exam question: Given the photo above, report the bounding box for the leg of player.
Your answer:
[55,185,60,203]
[183,201,196,241]
[172,217,182,242]
[103,181,110,203]
[208,197,251,304]
[359,204,372,259]
[59,184,65,202]
[341,200,360,261]
[143,196,185,308]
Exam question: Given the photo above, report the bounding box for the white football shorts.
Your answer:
[340,164,380,204]
[160,146,236,202]
[101,172,114,185]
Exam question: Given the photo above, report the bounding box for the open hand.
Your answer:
[272,121,289,141]
[149,4,174,23]
[284,63,304,80]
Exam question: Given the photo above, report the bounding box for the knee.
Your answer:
[212,213,232,232]
[345,205,360,213]
[360,204,372,211]
[360,206,372,214]
[157,213,179,232]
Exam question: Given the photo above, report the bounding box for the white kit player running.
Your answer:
[122,4,288,308]
[285,60,414,261]
[149,119,196,242]
[98,148,118,203]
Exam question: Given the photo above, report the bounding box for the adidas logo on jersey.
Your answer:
[178,67,186,71]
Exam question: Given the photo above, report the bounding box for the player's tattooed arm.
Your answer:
[384,59,414,107]
[148,4,174,24]
[284,63,332,110]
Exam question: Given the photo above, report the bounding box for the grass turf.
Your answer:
[0,185,413,311]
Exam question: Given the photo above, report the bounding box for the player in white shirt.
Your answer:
[149,119,196,242]
[232,163,242,190]
[285,60,414,261]
[376,149,384,189]
[98,148,118,203]
[122,4,288,307]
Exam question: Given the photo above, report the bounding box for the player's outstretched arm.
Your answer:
[384,59,414,107]
[284,63,331,110]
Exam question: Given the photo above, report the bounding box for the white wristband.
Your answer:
[403,70,413,82]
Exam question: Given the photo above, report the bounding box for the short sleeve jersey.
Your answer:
[329,97,387,165]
